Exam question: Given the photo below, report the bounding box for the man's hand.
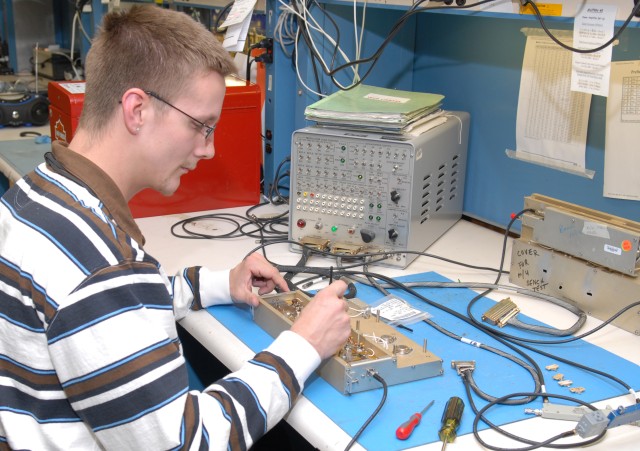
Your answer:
[291,280,352,360]
[229,253,289,307]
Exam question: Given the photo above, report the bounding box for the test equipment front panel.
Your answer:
[289,112,469,268]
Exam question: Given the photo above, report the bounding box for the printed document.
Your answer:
[571,4,617,97]
[604,60,640,201]
[513,33,592,176]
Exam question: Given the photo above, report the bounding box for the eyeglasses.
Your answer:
[144,90,215,141]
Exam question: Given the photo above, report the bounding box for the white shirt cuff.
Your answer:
[266,330,321,386]
[198,267,232,307]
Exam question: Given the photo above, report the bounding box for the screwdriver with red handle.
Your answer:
[395,400,435,440]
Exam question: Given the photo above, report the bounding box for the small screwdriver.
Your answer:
[438,396,464,450]
[395,400,434,440]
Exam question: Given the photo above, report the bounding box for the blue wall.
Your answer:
[265,3,640,230]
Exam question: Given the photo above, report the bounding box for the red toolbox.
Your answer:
[48,77,262,218]
[48,81,85,143]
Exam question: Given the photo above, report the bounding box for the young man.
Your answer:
[0,5,351,450]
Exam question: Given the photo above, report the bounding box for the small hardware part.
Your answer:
[481,297,520,327]
[558,379,573,387]
[552,373,564,381]
[545,364,560,371]
[570,387,586,394]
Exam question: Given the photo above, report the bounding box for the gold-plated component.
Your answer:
[481,297,520,327]
[545,364,560,371]
[570,387,586,394]
[299,236,330,251]
[558,379,573,387]
[552,373,564,381]
[330,242,363,255]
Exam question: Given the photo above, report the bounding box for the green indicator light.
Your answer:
[377,203,382,209]
[340,158,345,163]
[341,145,346,150]
[368,215,373,220]
[358,175,363,180]
[376,216,381,222]
[369,203,374,208]
[331,226,338,232]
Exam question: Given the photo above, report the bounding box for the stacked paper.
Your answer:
[305,85,446,135]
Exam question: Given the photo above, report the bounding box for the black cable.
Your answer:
[245,57,255,84]
[213,1,235,34]
[343,372,388,451]
[470,390,607,450]
[293,0,640,89]
[523,0,640,54]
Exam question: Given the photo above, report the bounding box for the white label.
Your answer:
[604,244,622,256]
[461,337,482,347]
[59,83,86,94]
[582,221,610,239]
[364,93,410,104]
[374,297,421,322]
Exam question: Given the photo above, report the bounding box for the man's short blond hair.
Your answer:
[79,5,236,135]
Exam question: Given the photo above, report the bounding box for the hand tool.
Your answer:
[395,400,434,440]
[438,396,464,450]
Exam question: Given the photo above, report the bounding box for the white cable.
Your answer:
[69,12,81,79]
[352,0,367,84]
[294,27,325,98]
[279,0,358,91]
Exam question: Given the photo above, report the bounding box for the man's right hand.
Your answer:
[290,280,352,360]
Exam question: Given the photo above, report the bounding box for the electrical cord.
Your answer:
[343,372,388,451]
[470,390,607,450]
[213,1,235,34]
[522,0,640,54]
[426,318,541,404]
[287,0,639,91]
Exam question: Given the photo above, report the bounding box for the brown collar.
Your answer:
[49,141,145,246]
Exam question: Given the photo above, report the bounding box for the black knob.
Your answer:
[388,228,398,241]
[390,190,400,203]
[360,229,376,243]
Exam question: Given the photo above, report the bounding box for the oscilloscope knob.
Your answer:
[390,190,401,204]
[360,229,376,243]
[388,229,399,241]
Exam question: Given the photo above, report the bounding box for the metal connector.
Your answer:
[482,297,520,327]
[330,242,363,255]
[299,236,330,251]
[451,360,475,375]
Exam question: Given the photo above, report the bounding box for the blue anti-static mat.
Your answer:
[206,272,640,450]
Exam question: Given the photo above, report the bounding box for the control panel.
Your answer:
[289,112,470,268]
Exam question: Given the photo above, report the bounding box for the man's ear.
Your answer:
[120,88,147,136]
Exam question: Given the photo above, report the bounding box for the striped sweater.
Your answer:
[0,142,319,450]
